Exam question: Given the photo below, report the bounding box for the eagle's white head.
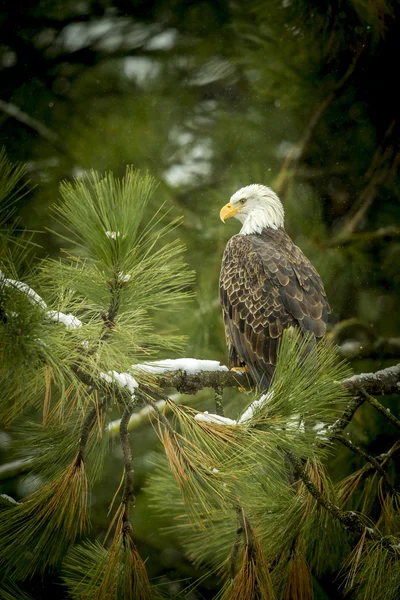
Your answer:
[220,184,284,235]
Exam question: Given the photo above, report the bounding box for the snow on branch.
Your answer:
[1,270,47,309]
[341,363,400,396]
[46,311,82,330]
[134,358,228,375]
[1,271,82,330]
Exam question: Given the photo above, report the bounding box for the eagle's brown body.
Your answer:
[219,227,330,391]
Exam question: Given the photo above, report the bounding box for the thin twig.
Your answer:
[328,396,365,436]
[333,433,397,495]
[274,47,363,194]
[138,388,176,438]
[323,226,400,249]
[287,451,366,535]
[75,401,106,467]
[361,389,400,431]
[214,386,224,417]
[120,402,137,533]
[0,98,66,153]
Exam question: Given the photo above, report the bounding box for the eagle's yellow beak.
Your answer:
[220,203,240,223]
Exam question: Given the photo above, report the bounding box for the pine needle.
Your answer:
[0,458,89,579]
[218,517,276,600]
[63,505,151,600]
[283,539,313,600]
[107,468,125,517]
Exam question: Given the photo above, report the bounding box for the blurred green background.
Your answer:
[1,0,399,597]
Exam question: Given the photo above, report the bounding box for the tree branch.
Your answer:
[323,226,400,248]
[332,432,397,494]
[288,451,366,535]
[341,364,400,397]
[361,390,400,431]
[152,367,252,394]
[274,47,363,195]
[75,399,106,467]
[120,402,137,534]
[0,98,67,154]
[149,362,400,397]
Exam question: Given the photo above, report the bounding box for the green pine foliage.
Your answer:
[0,578,33,600]
[0,459,89,579]
[0,155,194,594]
[62,509,152,600]
[1,0,400,595]
[145,334,359,598]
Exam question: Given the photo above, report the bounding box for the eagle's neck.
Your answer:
[239,204,285,235]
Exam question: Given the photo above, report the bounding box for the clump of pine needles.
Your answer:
[0,457,89,579]
[63,504,151,600]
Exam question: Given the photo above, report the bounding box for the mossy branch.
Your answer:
[145,362,400,397]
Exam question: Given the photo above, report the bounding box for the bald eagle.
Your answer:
[219,184,330,392]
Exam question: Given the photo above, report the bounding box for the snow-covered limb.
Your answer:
[132,360,400,397]
[341,363,400,396]
[46,310,82,330]
[133,358,229,375]
[194,392,274,426]
[0,493,20,507]
[99,370,139,396]
[0,270,47,309]
[195,411,237,426]
[238,392,273,423]
[1,271,83,330]
[108,398,168,434]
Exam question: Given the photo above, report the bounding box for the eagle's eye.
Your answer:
[239,198,246,205]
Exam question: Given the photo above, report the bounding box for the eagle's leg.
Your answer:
[230,367,248,391]
[227,346,249,390]
[228,345,248,370]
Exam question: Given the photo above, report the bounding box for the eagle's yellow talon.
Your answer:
[231,366,249,373]
[237,386,246,392]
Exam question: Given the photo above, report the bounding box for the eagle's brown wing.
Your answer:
[219,229,330,390]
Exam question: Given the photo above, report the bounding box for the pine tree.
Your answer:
[1,150,399,599]
[1,0,400,598]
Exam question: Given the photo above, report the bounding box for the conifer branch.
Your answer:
[287,451,366,535]
[144,362,400,397]
[327,396,365,436]
[138,388,176,438]
[289,452,400,555]
[332,433,397,495]
[120,402,137,534]
[153,367,251,394]
[214,386,224,417]
[0,98,64,151]
[75,400,106,467]
[323,226,400,248]
[341,363,400,397]
[361,390,400,431]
